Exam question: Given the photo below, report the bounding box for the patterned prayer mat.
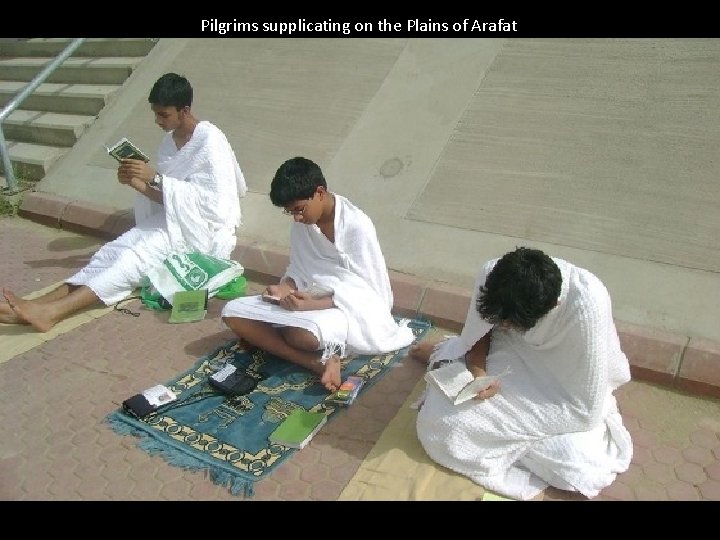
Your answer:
[106,317,431,497]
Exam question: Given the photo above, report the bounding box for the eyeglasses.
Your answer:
[282,195,314,217]
[282,203,309,216]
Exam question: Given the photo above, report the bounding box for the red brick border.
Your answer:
[18,194,720,399]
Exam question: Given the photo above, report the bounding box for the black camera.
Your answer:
[122,394,158,418]
[208,364,258,396]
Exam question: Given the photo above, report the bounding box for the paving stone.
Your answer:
[698,479,720,501]
[641,462,677,485]
[652,445,684,466]
[665,480,701,501]
[631,445,653,466]
[252,478,281,500]
[299,462,329,482]
[599,480,636,501]
[310,479,343,500]
[633,481,669,501]
[676,462,708,485]
[278,482,310,501]
[703,461,720,481]
[682,446,716,467]
[689,428,720,449]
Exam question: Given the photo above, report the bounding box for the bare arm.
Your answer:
[464,330,492,376]
[464,329,500,400]
[280,290,334,311]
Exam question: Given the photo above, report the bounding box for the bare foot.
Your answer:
[0,301,26,324]
[408,340,439,365]
[320,355,342,393]
[2,288,57,333]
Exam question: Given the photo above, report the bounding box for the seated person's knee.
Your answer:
[280,327,320,352]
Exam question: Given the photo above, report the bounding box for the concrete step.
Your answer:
[2,109,95,147]
[0,141,68,182]
[0,38,158,58]
[0,38,157,190]
[0,81,119,115]
[0,57,142,85]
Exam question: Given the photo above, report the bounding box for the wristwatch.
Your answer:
[148,172,163,189]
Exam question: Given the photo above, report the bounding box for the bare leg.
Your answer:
[0,283,74,324]
[408,339,440,365]
[28,283,75,303]
[222,317,342,392]
[282,327,342,392]
[3,285,100,333]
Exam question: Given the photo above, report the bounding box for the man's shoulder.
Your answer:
[197,121,228,138]
[193,121,236,157]
[337,195,374,227]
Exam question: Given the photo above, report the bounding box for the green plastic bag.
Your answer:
[215,275,248,300]
[144,252,246,307]
[140,279,172,311]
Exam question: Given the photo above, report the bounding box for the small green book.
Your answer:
[105,137,150,162]
[268,409,327,449]
[168,289,208,324]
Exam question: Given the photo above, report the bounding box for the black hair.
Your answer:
[476,247,562,331]
[269,156,327,207]
[148,73,193,109]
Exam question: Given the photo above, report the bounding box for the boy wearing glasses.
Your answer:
[222,156,414,393]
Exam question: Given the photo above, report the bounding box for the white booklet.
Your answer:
[424,362,511,405]
[141,384,177,407]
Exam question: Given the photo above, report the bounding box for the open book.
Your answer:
[105,137,150,162]
[424,362,511,405]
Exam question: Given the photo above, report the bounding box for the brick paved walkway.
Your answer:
[1,217,719,500]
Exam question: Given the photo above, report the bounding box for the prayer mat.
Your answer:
[106,317,431,497]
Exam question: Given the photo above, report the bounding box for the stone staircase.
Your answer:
[0,38,158,191]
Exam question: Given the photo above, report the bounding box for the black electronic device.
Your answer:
[208,364,258,396]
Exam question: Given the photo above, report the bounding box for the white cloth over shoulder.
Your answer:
[68,121,245,305]
[135,120,247,258]
[416,258,633,500]
[222,194,414,358]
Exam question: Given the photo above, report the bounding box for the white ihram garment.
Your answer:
[67,121,247,304]
[222,194,414,360]
[416,258,633,500]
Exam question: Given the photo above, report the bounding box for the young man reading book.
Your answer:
[1,73,247,332]
[411,247,633,500]
[221,157,414,393]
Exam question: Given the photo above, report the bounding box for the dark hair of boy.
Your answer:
[476,247,562,331]
[269,156,328,207]
[148,72,193,109]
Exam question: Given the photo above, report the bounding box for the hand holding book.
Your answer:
[106,137,150,162]
[425,362,511,405]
